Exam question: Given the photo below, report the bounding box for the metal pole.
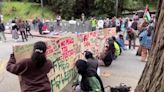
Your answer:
[116,0,118,17]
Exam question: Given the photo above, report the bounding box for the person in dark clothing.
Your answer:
[84,51,98,76]
[97,40,114,67]
[25,21,33,38]
[74,59,104,92]
[127,28,136,49]
[38,20,43,35]
[131,20,138,31]
[84,51,105,92]
[6,41,53,92]
[0,19,6,42]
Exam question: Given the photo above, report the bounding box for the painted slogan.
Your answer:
[13,28,116,92]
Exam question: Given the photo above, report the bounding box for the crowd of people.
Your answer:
[3,12,155,92]
[0,18,33,42]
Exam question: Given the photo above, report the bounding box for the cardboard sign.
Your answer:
[13,28,116,92]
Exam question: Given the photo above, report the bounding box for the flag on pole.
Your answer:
[144,5,151,22]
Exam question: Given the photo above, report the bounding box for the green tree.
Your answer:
[51,0,75,19]
[74,0,95,18]
[94,0,115,17]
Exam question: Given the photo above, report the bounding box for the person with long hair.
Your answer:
[97,39,114,66]
[73,59,103,92]
[6,41,53,92]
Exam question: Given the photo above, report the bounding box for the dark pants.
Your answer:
[39,29,42,35]
[20,31,27,42]
[92,27,96,31]
[26,30,33,37]
[129,39,136,49]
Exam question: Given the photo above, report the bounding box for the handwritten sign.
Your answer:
[13,28,116,92]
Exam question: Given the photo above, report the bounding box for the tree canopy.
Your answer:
[2,0,157,19]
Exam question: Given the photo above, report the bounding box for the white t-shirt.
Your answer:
[97,20,104,29]
[116,19,120,26]
[128,21,132,28]
[69,20,76,24]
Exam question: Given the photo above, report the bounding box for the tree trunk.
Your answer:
[135,0,164,92]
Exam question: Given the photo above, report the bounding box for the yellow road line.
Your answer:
[0,59,7,73]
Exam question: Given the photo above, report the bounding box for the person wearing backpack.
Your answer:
[0,19,6,42]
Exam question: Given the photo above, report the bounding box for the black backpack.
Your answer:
[105,83,131,92]
[111,84,131,92]
[0,23,5,32]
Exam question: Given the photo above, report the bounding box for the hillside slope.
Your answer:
[1,2,54,21]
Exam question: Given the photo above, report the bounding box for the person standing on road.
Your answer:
[127,27,137,49]
[25,21,33,38]
[131,19,138,36]
[6,41,53,92]
[56,15,61,26]
[11,23,19,42]
[38,19,43,35]
[11,18,19,41]
[0,18,6,42]
[18,19,27,42]
[139,26,152,62]
[90,17,97,31]
[97,17,104,30]
[115,17,121,33]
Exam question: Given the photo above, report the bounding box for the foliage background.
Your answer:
[0,0,157,21]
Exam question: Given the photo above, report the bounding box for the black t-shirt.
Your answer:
[0,23,5,32]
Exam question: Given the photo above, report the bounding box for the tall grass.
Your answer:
[2,2,55,22]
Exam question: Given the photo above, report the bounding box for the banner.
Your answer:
[13,28,116,92]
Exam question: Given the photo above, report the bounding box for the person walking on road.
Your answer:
[0,19,6,42]
[6,41,53,92]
